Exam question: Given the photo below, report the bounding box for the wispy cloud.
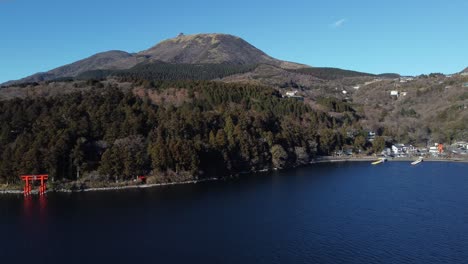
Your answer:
[331,18,346,28]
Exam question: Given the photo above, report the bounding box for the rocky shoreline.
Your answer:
[2,156,467,195]
[0,178,219,195]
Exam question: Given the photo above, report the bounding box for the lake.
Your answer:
[1,161,468,263]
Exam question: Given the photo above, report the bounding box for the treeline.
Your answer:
[76,63,257,82]
[0,80,369,185]
[290,67,375,80]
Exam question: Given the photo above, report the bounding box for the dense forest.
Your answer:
[76,63,258,82]
[0,80,374,186]
[289,67,375,80]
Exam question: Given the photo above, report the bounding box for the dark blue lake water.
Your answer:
[1,161,468,263]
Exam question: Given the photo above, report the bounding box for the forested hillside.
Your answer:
[76,63,258,82]
[0,81,368,186]
[290,67,375,80]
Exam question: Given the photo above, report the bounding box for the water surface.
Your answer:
[1,161,468,263]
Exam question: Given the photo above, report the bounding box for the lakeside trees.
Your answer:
[0,80,366,184]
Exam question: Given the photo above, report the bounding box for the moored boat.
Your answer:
[411,157,424,165]
[371,158,387,165]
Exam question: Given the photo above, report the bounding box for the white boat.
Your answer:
[411,157,423,165]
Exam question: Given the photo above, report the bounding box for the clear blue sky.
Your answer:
[1,0,467,83]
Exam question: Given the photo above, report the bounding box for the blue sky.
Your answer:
[1,0,467,83]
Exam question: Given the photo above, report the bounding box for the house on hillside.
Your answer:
[399,77,414,83]
[283,90,304,101]
[390,90,400,97]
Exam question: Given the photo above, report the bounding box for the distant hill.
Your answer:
[378,73,401,79]
[2,51,141,86]
[289,67,375,80]
[462,67,468,73]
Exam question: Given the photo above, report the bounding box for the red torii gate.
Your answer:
[20,174,48,196]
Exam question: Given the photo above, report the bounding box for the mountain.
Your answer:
[462,67,468,73]
[2,50,142,86]
[2,33,307,86]
[139,33,305,69]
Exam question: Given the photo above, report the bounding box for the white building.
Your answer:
[453,141,468,149]
[390,90,400,97]
[392,144,404,155]
[429,146,439,154]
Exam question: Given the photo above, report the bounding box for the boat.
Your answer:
[411,157,424,165]
[371,158,387,165]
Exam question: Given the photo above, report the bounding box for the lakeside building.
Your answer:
[391,144,406,156]
[391,144,418,157]
[381,148,392,156]
[453,141,468,149]
[429,146,439,154]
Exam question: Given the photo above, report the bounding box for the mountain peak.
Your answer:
[139,33,274,65]
[164,33,242,44]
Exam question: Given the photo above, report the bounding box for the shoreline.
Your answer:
[310,156,468,164]
[0,177,219,195]
[2,156,467,195]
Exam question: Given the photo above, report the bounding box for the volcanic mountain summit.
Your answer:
[3,33,306,85]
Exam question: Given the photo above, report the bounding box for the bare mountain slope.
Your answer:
[139,33,306,69]
[3,50,141,86]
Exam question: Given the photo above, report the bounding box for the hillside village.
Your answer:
[281,71,468,159]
